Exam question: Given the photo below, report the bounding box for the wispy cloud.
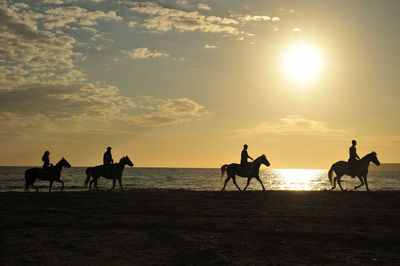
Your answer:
[232,116,350,138]
[198,3,211,11]
[128,2,239,34]
[204,44,217,49]
[124,47,169,59]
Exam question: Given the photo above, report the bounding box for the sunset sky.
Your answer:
[1,0,399,168]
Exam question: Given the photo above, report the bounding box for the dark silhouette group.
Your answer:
[24,140,380,192]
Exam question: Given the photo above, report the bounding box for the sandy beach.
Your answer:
[1,190,400,265]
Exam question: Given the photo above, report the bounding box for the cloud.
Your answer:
[43,6,122,29]
[131,97,209,127]
[128,2,239,34]
[0,6,80,73]
[124,47,169,59]
[232,14,280,23]
[204,44,217,49]
[42,0,64,4]
[0,84,209,134]
[198,3,210,10]
[232,116,350,138]
[0,4,209,137]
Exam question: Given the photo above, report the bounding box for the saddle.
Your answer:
[240,163,251,175]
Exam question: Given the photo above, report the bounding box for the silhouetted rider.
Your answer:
[348,140,360,177]
[42,151,51,169]
[104,147,114,165]
[241,144,253,175]
[103,147,114,176]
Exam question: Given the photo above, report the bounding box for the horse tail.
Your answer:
[328,165,335,186]
[220,164,228,183]
[84,168,91,187]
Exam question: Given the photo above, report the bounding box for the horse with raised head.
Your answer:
[25,158,71,192]
[328,151,380,191]
[220,154,270,191]
[84,156,134,191]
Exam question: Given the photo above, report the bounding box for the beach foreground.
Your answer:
[1,190,400,265]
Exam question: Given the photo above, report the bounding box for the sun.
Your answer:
[281,42,323,84]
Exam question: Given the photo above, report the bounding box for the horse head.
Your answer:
[261,154,270,167]
[370,151,380,166]
[61,157,72,168]
[120,156,134,167]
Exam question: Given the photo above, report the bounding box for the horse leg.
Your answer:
[232,176,241,191]
[89,180,94,191]
[243,178,251,191]
[255,176,265,191]
[330,176,337,190]
[364,175,370,192]
[354,176,364,190]
[57,179,64,191]
[118,177,123,191]
[109,178,116,191]
[49,179,54,192]
[221,176,231,191]
[32,184,38,192]
[95,179,99,192]
[337,176,345,191]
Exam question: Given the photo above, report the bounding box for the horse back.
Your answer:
[25,167,46,180]
[227,163,249,177]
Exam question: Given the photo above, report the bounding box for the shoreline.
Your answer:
[2,190,400,264]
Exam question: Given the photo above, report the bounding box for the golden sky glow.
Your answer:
[0,1,400,168]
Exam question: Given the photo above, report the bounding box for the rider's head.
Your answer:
[107,147,112,151]
[243,144,248,150]
[44,151,49,155]
[352,140,357,146]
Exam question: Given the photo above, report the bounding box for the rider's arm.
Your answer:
[248,155,253,160]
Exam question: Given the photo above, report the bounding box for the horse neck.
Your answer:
[359,154,373,167]
[53,160,64,173]
[252,157,262,170]
[117,160,127,169]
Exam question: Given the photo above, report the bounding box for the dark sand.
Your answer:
[1,190,400,265]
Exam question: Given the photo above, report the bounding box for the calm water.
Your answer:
[0,167,399,192]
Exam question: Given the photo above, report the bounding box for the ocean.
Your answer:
[0,167,399,192]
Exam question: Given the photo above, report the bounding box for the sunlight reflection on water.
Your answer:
[269,169,326,190]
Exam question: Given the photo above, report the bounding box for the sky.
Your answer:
[0,0,399,168]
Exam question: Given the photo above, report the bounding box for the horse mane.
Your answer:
[361,151,377,160]
[54,158,64,167]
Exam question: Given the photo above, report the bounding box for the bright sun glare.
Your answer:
[282,42,323,84]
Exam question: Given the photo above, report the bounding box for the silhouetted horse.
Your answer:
[220,154,270,191]
[328,152,380,191]
[25,158,71,192]
[84,156,134,191]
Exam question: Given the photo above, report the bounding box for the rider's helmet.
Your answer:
[244,144,248,149]
[352,140,357,145]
